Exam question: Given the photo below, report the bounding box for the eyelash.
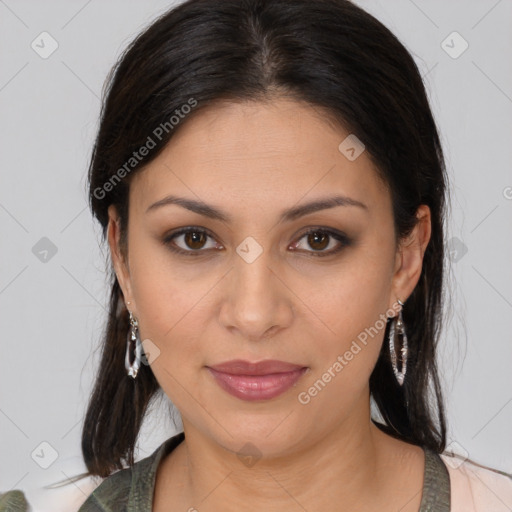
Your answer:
[162,226,351,258]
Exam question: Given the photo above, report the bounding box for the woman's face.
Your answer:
[109,97,429,458]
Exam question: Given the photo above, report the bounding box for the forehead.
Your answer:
[130,97,389,217]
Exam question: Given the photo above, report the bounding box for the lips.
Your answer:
[206,359,308,401]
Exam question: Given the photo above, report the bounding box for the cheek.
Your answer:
[294,240,394,396]
[126,242,214,370]
[130,262,209,407]
[295,293,389,419]
[302,291,388,390]
[297,233,394,332]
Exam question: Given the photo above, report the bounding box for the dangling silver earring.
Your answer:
[389,299,408,386]
[125,310,142,379]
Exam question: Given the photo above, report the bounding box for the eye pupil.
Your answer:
[308,231,329,251]
[185,231,206,249]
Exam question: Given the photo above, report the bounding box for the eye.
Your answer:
[290,228,351,256]
[163,226,351,258]
[163,227,222,256]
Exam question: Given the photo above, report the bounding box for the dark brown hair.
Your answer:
[59,0,453,484]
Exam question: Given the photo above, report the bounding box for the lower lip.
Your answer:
[207,367,308,401]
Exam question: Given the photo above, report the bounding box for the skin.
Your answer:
[108,97,431,512]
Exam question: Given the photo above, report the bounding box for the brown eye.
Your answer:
[306,231,329,251]
[163,227,221,256]
[292,228,351,256]
[183,231,208,250]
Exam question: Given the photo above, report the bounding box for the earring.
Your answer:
[125,310,142,379]
[388,299,408,386]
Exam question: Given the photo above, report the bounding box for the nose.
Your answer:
[218,244,294,342]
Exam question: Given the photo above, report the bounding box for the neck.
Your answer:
[167,399,394,511]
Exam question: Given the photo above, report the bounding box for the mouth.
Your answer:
[206,359,309,401]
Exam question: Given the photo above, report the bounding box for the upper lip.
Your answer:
[207,359,306,375]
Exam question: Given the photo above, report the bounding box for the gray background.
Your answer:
[1,0,511,510]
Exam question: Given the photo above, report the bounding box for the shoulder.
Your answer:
[78,466,133,512]
[440,452,512,512]
[78,446,160,511]
[78,432,185,512]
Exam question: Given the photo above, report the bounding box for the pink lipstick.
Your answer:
[206,359,308,401]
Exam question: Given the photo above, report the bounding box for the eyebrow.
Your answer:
[145,194,368,223]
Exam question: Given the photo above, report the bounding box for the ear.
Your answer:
[389,204,431,309]
[107,204,135,312]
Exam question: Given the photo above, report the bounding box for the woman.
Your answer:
[3,0,509,511]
